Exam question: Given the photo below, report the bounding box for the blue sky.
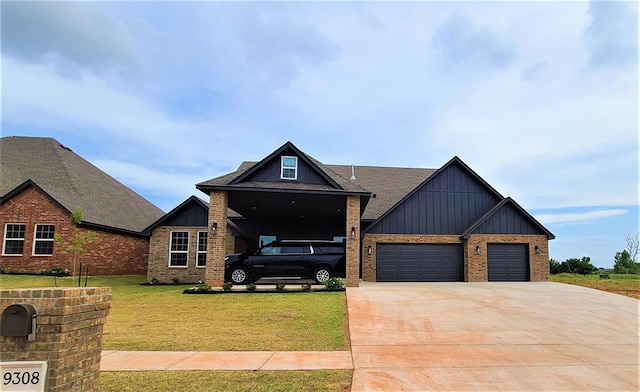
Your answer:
[2,1,637,267]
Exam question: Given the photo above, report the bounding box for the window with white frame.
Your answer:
[197,231,207,267]
[33,224,55,255]
[169,231,189,267]
[281,156,298,180]
[3,224,26,255]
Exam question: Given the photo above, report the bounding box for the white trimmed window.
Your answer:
[281,156,298,180]
[169,231,189,267]
[33,224,55,256]
[197,231,207,267]
[3,224,26,255]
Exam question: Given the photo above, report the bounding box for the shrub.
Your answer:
[324,277,344,291]
[275,282,286,292]
[599,273,610,280]
[192,283,212,292]
[246,283,257,292]
[39,267,70,277]
[222,282,233,292]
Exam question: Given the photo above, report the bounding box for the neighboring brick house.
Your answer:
[0,136,164,275]
[195,141,554,287]
[144,196,249,283]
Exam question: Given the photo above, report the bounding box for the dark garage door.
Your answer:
[488,244,529,281]
[376,244,463,282]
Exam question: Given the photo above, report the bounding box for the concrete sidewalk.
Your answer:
[101,350,353,371]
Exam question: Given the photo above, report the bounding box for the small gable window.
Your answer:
[281,156,298,180]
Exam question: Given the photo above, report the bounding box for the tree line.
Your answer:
[549,233,640,275]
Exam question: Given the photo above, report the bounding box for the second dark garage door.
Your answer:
[487,243,529,281]
[376,244,464,282]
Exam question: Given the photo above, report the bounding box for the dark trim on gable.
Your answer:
[1,180,148,238]
[461,197,555,240]
[142,195,209,235]
[364,156,504,233]
[0,179,71,214]
[228,141,343,189]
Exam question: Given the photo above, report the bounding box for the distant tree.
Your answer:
[625,233,639,262]
[613,250,640,274]
[549,258,563,274]
[54,208,98,278]
[562,257,597,275]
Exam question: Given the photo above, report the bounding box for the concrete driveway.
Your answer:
[347,282,639,391]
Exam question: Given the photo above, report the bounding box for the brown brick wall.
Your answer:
[465,234,550,282]
[147,226,208,284]
[362,234,462,282]
[0,287,112,392]
[345,196,361,287]
[0,187,149,276]
[362,233,550,282]
[205,191,227,287]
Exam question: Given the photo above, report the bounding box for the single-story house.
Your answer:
[0,136,164,275]
[144,195,250,283]
[186,141,554,287]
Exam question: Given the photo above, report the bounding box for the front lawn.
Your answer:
[0,275,350,351]
[550,273,640,299]
[99,370,352,392]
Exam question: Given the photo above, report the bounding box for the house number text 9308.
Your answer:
[0,362,47,392]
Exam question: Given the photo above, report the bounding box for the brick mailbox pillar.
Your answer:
[0,287,112,392]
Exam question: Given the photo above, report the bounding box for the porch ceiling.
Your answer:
[228,190,349,220]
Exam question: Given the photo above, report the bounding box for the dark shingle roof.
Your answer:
[325,164,436,220]
[199,160,435,221]
[0,136,164,233]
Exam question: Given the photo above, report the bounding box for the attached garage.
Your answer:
[376,244,463,282]
[487,243,529,281]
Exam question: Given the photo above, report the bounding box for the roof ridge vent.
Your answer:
[350,164,356,181]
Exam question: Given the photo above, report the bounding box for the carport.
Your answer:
[196,143,371,287]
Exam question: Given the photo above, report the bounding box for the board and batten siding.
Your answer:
[368,162,500,234]
[472,203,542,235]
[160,202,209,227]
[243,154,330,185]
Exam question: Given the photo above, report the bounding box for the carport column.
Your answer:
[206,190,227,287]
[345,195,360,287]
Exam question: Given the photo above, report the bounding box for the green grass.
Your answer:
[551,273,640,299]
[0,274,350,351]
[99,370,352,392]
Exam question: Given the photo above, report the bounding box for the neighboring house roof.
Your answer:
[0,136,164,234]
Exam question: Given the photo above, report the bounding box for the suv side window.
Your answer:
[261,245,281,255]
[282,246,310,254]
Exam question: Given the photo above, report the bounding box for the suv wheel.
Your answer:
[314,267,333,284]
[229,266,249,284]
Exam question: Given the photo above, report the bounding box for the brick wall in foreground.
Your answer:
[0,287,112,392]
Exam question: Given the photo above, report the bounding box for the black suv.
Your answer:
[224,240,345,284]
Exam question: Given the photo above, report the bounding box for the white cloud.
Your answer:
[536,209,628,225]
